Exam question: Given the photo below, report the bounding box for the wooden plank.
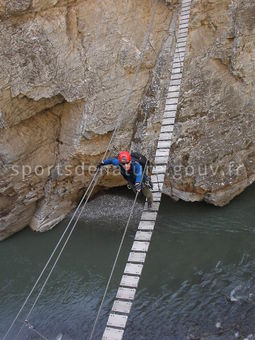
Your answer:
[112,300,132,314]
[161,125,174,133]
[176,42,187,49]
[153,192,162,199]
[178,32,188,38]
[176,43,186,49]
[181,7,191,12]
[172,68,182,74]
[107,314,128,328]
[174,50,185,57]
[177,36,187,43]
[124,263,143,275]
[175,46,186,53]
[165,103,178,111]
[174,45,187,52]
[179,18,189,24]
[144,201,160,211]
[151,182,163,191]
[175,48,186,54]
[131,241,150,252]
[165,97,178,105]
[179,24,189,30]
[179,20,189,26]
[128,252,146,263]
[163,112,176,119]
[171,72,183,79]
[179,28,188,34]
[152,192,162,199]
[154,156,168,165]
[166,90,179,98]
[152,165,167,174]
[141,211,157,221]
[182,3,191,8]
[120,275,140,288]
[169,78,181,86]
[116,287,136,300]
[180,14,190,20]
[181,6,191,11]
[157,140,172,148]
[135,231,152,241]
[155,149,169,157]
[179,21,189,27]
[173,57,184,64]
[172,61,183,68]
[138,220,155,230]
[163,111,176,119]
[159,133,173,141]
[162,117,175,125]
[168,85,180,92]
[172,61,184,68]
[103,327,124,340]
[181,4,191,9]
[173,56,185,63]
[151,173,165,182]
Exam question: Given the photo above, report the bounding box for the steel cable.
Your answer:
[16,170,100,339]
[3,0,159,338]
[88,158,149,340]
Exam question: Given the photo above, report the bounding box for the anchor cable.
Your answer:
[89,160,149,340]
[3,0,159,338]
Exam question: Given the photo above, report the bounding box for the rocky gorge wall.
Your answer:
[0,0,254,240]
[167,0,255,205]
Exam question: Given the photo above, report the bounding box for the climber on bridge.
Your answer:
[97,151,153,208]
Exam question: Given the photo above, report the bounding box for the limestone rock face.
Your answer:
[0,0,175,239]
[165,0,255,205]
[0,0,255,240]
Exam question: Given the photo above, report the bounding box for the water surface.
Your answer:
[1,185,255,339]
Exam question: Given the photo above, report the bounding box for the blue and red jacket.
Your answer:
[102,157,143,185]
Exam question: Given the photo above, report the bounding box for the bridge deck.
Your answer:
[102,1,192,338]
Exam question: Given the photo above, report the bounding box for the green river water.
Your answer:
[1,185,255,339]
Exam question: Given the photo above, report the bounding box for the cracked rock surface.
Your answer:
[164,0,255,205]
[0,0,175,239]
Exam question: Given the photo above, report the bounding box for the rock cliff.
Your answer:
[166,0,255,205]
[0,0,254,240]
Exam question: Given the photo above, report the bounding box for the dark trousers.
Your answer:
[129,183,153,204]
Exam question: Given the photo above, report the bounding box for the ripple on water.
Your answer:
[1,185,255,339]
[72,188,144,226]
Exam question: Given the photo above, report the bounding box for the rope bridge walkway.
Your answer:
[102,0,192,339]
[3,0,192,339]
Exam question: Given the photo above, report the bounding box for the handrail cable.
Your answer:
[88,0,159,335]
[16,170,100,339]
[23,320,48,340]
[3,0,159,338]
[91,2,188,339]
[88,159,149,340]
[3,171,99,340]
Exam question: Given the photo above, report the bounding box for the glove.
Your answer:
[127,183,132,190]
[145,178,153,190]
[135,183,141,192]
[97,162,104,170]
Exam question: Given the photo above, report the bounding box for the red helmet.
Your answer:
[118,151,131,164]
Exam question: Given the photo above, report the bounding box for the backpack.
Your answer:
[131,152,150,170]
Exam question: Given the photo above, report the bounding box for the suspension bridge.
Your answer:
[3,0,192,339]
[102,0,192,338]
